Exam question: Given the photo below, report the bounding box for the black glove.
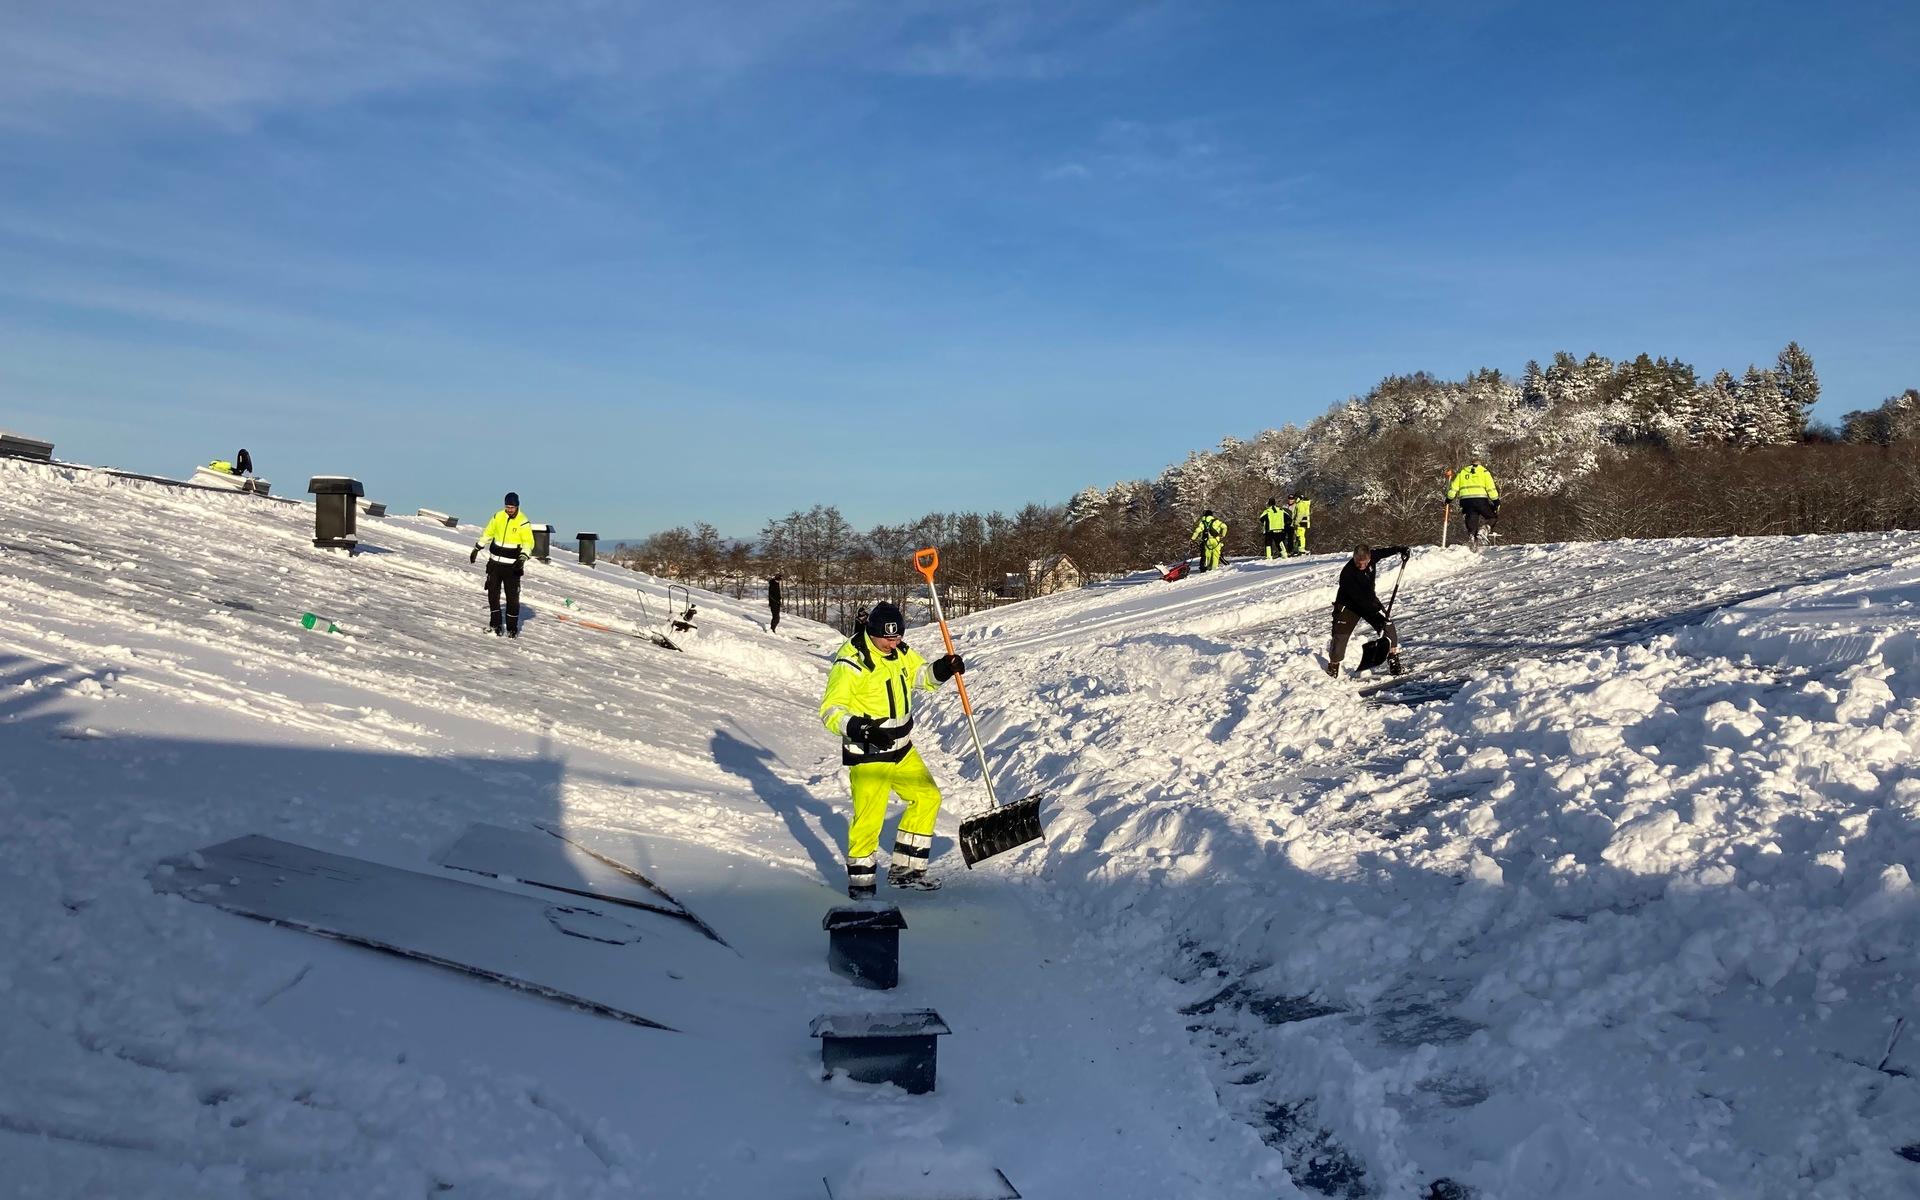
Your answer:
[931,653,964,683]
[1400,548,1411,562]
[1491,499,1502,513]
[470,547,480,564]
[845,716,897,747]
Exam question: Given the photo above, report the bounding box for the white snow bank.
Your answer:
[918,533,1920,1198]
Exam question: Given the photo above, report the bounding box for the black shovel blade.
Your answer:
[958,794,1045,867]
[1357,635,1392,673]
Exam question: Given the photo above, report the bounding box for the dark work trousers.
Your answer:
[1460,497,1497,544]
[1329,604,1396,667]
[769,605,781,632]
[1264,528,1287,559]
[486,561,523,633]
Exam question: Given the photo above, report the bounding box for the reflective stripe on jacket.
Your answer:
[1447,465,1499,502]
[476,510,535,566]
[820,631,943,765]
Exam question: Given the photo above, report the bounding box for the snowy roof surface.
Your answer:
[8,453,1920,1197]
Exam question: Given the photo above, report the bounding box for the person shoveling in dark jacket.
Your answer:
[1326,544,1408,677]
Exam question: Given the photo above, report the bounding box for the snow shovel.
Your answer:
[914,547,1044,867]
[1357,556,1404,674]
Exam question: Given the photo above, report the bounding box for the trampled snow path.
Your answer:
[925,535,1920,1197]
[0,460,1274,1199]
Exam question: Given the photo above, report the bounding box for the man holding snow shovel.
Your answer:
[1326,544,1408,678]
[820,602,966,899]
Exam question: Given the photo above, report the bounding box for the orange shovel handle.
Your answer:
[914,546,974,717]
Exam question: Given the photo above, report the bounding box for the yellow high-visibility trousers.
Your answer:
[847,746,943,860]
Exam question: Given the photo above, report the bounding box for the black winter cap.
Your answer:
[866,602,905,637]
[504,492,519,506]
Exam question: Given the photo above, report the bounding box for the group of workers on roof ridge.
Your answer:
[1182,460,1500,573]
[1190,492,1313,573]
[1258,493,1312,560]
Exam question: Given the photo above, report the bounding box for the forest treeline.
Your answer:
[613,343,1920,628]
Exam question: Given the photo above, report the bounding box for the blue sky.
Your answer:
[2,1,1915,538]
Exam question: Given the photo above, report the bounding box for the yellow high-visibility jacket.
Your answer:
[1291,498,1312,528]
[1191,515,1227,543]
[1260,505,1288,532]
[476,509,535,566]
[206,460,235,474]
[1447,465,1499,502]
[820,632,945,765]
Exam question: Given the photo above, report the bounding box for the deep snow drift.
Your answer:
[951,534,1920,1197]
[4,457,1920,1199]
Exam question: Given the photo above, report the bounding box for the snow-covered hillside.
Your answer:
[5,457,1920,1198]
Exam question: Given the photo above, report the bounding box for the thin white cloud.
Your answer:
[0,1,840,130]
[876,0,1178,82]
[1045,117,1300,210]
[887,6,1064,80]
[0,2,1188,131]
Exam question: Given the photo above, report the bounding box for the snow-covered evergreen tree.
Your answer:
[1066,486,1108,526]
[1734,365,1793,445]
[1776,341,1819,438]
[1692,370,1742,444]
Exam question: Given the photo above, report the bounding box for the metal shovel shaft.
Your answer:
[915,548,1002,809]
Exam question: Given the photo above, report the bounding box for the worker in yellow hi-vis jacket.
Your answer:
[1259,499,1289,560]
[470,491,536,637]
[1445,463,1500,549]
[1191,510,1227,571]
[1288,493,1312,556]
[819,602,965,898]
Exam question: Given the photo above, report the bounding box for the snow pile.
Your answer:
[927,541,1920,1197]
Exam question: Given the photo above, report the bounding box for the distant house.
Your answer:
[1028,554,1083,596]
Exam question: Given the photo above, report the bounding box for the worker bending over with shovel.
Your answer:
[1327,544,1408,678]
[820,602,965,899]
